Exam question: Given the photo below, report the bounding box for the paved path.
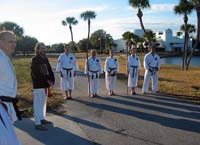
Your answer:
[15,70,200,145]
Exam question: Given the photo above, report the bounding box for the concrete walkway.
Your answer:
[15,71,200,145]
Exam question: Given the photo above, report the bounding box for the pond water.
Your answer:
[160,56,200,66]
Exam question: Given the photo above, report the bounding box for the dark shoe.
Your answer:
[41,119,52,124]
[35,124,48,131]
[131,92,136,95]
[111,92,115,95]
[95,94,100,97]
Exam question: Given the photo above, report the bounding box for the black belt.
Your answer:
[108,68,116,75]
[89,70,99,79]
[0,96,21,120]
[130,66,138,78]
[63,68,73,78]
[0,102,8,128]
[149,66,157,76]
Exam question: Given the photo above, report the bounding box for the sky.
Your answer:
[0,0,196,45]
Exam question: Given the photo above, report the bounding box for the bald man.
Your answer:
[0,31,21,145]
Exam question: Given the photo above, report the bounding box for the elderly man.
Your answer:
[56,44,79,100]
[85,49,103,98]
[0,31,21,144]
[142,44,160,94]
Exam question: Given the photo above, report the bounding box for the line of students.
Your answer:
[56,44,160,99]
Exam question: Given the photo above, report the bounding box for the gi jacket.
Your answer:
[31,55,55,89]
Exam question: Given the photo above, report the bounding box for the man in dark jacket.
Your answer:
[31,42,55,131]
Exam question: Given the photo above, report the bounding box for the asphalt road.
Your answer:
[15,70,200,145]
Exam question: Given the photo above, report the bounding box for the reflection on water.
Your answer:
[161,56,200,66]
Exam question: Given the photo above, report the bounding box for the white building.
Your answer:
[113,38,126,52]
[155,28,193,52]
[114,28,193,52]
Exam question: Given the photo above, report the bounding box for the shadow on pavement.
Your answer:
[15,118,100,145]
[97,96,200,120]
[117,94,200,112]
[60,114,164,145]
[73,98,200,133]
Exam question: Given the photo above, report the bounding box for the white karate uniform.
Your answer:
[85,56,103,94]
[104,57,119,91]
[127,55,141,87]
[0,49,18,123]
[142,52,160,93]
[56,53,79,92]
[33,88,47,125]
[0,104,21,145]
[0,49,21,145]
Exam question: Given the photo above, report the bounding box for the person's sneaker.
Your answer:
[41,119,53,124]
[131,92,136,95]
[35,124,48,131]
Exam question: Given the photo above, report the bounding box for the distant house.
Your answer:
[155,28,193,52]
[114,28,193,53]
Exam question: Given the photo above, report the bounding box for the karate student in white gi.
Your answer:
[142,44,160,94]
[104,49,119,96]
[56,44,79,100]
[0,31,22,145]
[85,49,103,98]
[127,45,141,95]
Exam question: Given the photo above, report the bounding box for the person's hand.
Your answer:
[100,74,103,78]
[155,67,159,71]
[48,80,54,86]
[126,71,129,76]
[148,68,153,72]
[60,72,63,78]
[74,71,77,77]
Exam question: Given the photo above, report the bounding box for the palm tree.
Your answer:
[186,0,200,70]
[80,10,96,96]
[180,23,196,69]
[80,11,96,45]
[62,17,78,44]
[129,0,150,34]
[174,0,194,70]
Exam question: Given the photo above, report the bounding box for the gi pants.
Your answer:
[0,104,21,145]
[61,69,74,91]
[142,69,158,93]
[105,73,116,91]
[33,88,47,125]
[89,72,99,94]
